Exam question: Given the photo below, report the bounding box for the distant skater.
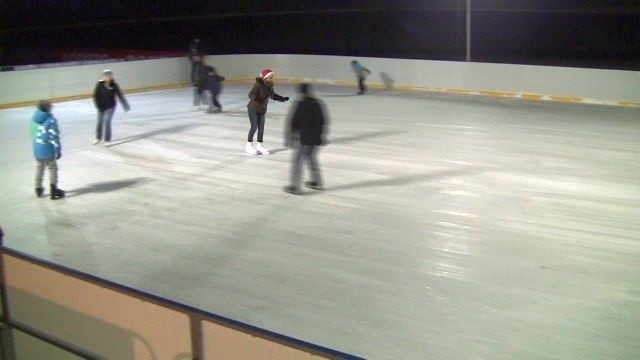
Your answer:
[201,66,225,113]
[190,54,206,110]
[284,83,328,194]
[31,100,65,199]
[93,70,130,145]
[246,69,289,155]
[351,60,371,95]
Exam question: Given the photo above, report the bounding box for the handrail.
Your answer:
[0,241,364,359]
[8,319,102,359]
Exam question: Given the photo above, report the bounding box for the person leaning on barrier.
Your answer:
[284,83,328,195]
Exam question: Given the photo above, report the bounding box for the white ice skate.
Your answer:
[245,141,258,155]
[255,142,269,155]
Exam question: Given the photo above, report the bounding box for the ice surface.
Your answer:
[1,84,639,359]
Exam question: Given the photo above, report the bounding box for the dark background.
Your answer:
[1,0,639,70]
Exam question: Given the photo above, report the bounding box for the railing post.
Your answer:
[466,0,472,62]
[0,227,16,360]
[190,314,204,360]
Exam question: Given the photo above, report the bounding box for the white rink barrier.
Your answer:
[1,54,638,108]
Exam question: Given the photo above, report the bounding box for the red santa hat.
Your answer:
[259,69,274,79]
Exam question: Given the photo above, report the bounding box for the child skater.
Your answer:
[31,100,65,199]
[245,69,289,155]
[201,66,225,113]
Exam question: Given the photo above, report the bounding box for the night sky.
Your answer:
[1,0,639,70]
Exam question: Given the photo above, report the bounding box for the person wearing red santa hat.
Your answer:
[245,69,289,155]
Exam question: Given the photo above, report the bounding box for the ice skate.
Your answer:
[50,184,65,200]
[92,139,101,145]
[305,181,324,190]
[35,187,44,198]
[245,141,258,155]
[255,142,269,155]
[284,185,301,195]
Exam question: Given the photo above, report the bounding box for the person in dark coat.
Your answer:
[284,83,328,194]
[190,55,206,110]
[92,70,130,145]
[245,69,289,155]
[30,100,65,199]
[200,66,225,113]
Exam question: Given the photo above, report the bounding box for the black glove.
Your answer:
[56,153,62,160]
[284,97,289,101]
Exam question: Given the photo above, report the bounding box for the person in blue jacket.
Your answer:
[350,60,371,95]
[30,100,65,199]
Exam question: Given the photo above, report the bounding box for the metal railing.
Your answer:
[0,236,364,360]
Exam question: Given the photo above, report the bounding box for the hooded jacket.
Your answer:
[93,79,130,112]
[247,77,287,114]
[31,110,61,160]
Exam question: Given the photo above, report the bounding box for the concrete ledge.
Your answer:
[0,82,190,110]
[2,77,639,111]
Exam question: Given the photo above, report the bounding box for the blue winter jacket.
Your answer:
[30,110,61,160]
[351,61,370,77]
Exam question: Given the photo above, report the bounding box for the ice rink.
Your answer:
[1,83,639,359]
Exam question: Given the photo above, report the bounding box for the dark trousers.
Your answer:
[212,93,222,109]
[291,145,321,187]
[357,76,366,93]
[204,91,222,112]
[96,107,116,141]
[247,110,265,142]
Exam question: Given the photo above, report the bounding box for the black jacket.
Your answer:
[287,96,327,146]
[247,78,287,114]
[93,80,129,112]
[200,69,225,94]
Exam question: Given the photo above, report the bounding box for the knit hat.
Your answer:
[37,99,52,112]
[259,69,274,79]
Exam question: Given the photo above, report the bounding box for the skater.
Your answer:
[201,66,225,113]
[284,83,328,194]
[30,100,65,199]
[246,69,289,155]
[190,54,206,110]
[93,70,130,145]
[350,60,371,95]
[189,38,202,56]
